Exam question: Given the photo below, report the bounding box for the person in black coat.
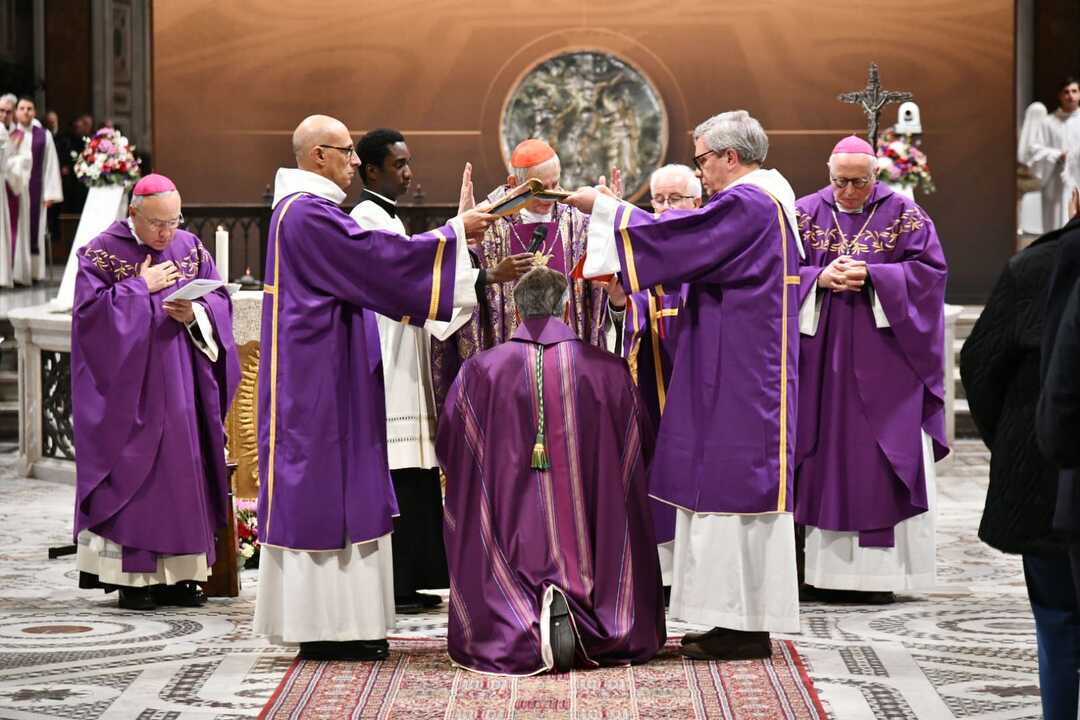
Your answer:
[964,197,1080,720]
[1019,191,1080,720]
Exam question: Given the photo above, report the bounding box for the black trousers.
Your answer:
[391,467,449,599]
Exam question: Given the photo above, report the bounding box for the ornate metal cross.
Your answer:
[837,63,913,148]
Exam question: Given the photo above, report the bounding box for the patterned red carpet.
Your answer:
[259,636,827,719]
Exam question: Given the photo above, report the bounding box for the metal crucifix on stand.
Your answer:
[837,63,913,148]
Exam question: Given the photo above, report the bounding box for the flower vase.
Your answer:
[54,184,130,309]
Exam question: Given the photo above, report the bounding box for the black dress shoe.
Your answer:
[298,640,390,661]
[681,626,729,646]
[681,630,772,661]
[152,581,207,607]
[118,587,156,611]
[395,597,424,615]
[415,592,443,609]
[548,591,576,673]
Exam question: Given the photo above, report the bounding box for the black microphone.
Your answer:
[527,225,547,254]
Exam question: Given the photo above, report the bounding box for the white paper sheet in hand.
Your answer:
[163,279,224,302]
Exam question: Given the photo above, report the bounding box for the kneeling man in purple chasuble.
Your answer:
[438,267,665,676]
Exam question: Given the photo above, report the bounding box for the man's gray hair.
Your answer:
[512,155,560,185]
[513,266,569,318]
[692,110,769,165]
[0,93,15,107]
[650,163,702,198]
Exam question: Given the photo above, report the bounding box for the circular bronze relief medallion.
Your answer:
[501,50,668,202]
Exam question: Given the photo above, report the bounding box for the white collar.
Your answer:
[519,207,553,223]
[272,168,347,208]
[363,187,397,206]
[126,217,146,246]
[836,203,864,214]
[724,168,804,258]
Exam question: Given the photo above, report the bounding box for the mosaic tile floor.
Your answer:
[0,441,1042,719]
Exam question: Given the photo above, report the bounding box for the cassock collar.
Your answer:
[519,206,554,224]
[511,317,579,346]
[271,168,347,209]
[724,168,804,258]
[361,188,397,218]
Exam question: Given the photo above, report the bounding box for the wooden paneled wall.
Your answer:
[153,0,1015,302]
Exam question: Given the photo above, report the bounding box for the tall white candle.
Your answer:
[215,225,229,282]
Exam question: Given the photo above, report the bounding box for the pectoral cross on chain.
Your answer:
[837,63,913,148]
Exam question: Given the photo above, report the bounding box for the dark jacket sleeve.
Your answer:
[960,263,1018,448]
[1042,232,1080,378]
[1037,276,1080,467]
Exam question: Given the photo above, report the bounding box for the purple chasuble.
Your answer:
[27,125,45,255]
[258,192,462,551]
[794,184,948,546]
[72,222,240,572]
[430,187,607,417]
[605,185,801,515]
[622,285,686,545]
[437,317,665,676]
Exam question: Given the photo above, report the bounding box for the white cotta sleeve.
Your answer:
[583,193,624,277]
[186,302,219,361]
[42,131,63,203]
[799,287,824,336]
[448,215,479,310]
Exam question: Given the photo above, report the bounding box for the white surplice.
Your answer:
[0,124,12,287]
[798,271,937,593]
[583,169,802,633]
[6,120,62,283]
[1029,108,1080,232]
[255,172,477,644]
[349,192,473,471]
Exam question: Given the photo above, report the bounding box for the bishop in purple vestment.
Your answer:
[72,174,240,611]
[252,115,491,662]
[571,111,802,661]
[438,267,665,676]
[431,139,609,415]
[794,136,948,600]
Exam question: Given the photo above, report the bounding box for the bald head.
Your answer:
[291,114,359,190]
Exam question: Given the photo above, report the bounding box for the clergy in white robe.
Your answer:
[1029,78,1080,232]
[349,128,472,615]
[569,110,802,661]
[8,98,62,284]
[0,119,12,287]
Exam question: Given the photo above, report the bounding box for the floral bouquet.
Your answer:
[236,498,260,569]
[875,130,935,195]
[73,127,142,188]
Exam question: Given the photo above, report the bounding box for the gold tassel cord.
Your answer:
[531,345,551,471]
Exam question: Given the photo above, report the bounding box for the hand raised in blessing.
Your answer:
[139,255,181,293]
[458,162,476,214]
[1070,187,1080,220]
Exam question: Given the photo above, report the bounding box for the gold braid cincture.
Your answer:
[530,345,551,471]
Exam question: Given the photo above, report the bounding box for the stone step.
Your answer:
[954,367,966,400]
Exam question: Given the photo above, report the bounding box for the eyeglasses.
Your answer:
[652,194,696,208]
[137,211,184,230]
[318,144,358,159]
[830,175,873,189]
[692,149,718,170]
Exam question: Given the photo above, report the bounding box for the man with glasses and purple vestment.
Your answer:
[568,110,802,661]
[72,173,240,611]
[604,163,701,600]
[794,135,948,604]
[252,115,493,662]
[437,266,665,675]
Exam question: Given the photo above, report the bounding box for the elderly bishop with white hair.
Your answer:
[253,114,492,662]
[568,110,802,661]
[794,136,948,603]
